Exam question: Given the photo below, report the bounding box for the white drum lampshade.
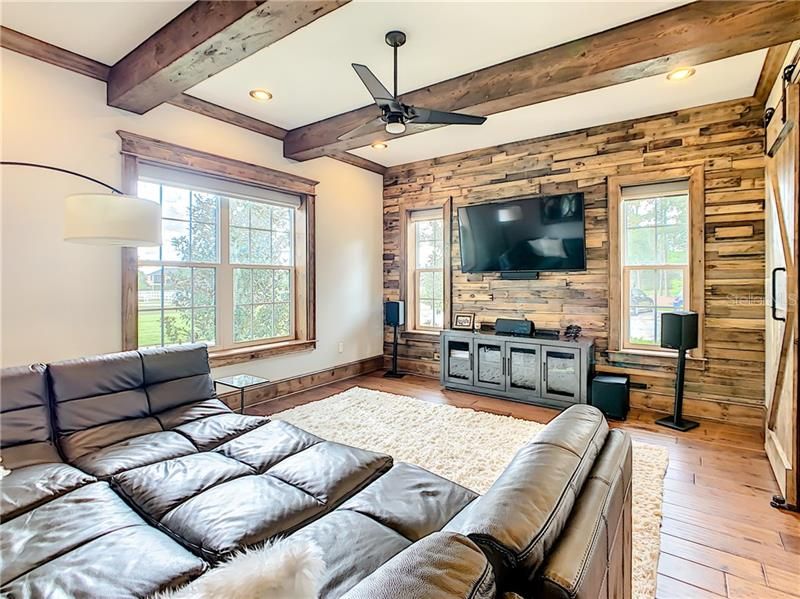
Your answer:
[64,193,161,247]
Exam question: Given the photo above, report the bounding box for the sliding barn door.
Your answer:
[765,80,799,508]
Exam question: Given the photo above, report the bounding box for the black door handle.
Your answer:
[772,267,786,322]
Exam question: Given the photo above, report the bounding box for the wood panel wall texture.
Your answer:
[383,98,766,427]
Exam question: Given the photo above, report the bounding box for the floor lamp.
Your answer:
[1,161,161,247]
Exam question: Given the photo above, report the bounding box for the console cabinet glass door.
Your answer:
[474,341,506,391]
[444,337,473,385]
[541,347,581,403]
[506,343,540,397]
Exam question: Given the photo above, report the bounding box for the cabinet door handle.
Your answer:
[772,267,786,322]
[469,352,474,371]
[502,357,506,376]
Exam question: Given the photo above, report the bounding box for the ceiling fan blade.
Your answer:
[338,117,385,141]
[352,64,394,106]
[408,106,487,126]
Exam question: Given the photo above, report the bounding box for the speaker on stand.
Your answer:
[384,301,405,378]
[656,311,699,432]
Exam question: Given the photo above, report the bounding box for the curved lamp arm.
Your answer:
[0,161,124,194]
[1,160,160,247]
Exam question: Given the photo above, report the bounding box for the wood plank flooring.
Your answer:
[248,371,800,599]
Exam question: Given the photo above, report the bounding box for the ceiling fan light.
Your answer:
[385,121,406,135]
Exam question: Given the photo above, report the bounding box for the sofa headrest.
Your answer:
[446,405,608,591]
[1,364,51,448]
[48,351,149,435]
[140,344,215,413]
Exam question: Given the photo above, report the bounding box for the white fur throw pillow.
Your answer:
[153,538,325,599]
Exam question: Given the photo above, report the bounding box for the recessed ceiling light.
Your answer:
[371,142,388,150]
[249,89,273,102]
[666,67,696,81]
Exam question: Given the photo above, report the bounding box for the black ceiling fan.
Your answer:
[339,30,486,141]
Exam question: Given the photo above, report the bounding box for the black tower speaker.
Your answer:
[656,311,699,432]
[384,301,405,378]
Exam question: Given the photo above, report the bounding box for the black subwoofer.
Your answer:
[591,375,629,420]
[656,311,699,432]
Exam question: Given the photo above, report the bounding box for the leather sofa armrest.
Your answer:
[446,405,609,589]
[534,429,633,599]
[341,531,495,599]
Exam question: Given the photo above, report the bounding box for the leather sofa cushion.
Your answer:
[341,531,496,599]
[290,509,412,598]
[161,473,327,560]
[1,462,95,521]
[266,441,392,504]
[140,344,216,413]
[0,441,61,470]
[447,405,608,587]
[3,524,206,599]
[171,413,267,450]
[1,364,51,450]
[122,438,391,561]
[70,430,198,478]
[49,351,150,435]
[214,419,322,472]
[113,452,254,520]
[1,482,146,583]
[340,462,477,542]
[60,417,163,461]
[1,482,206,597]
[536,430,632,599]
[154,398,232,429]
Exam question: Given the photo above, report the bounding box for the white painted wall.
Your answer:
[0,50,385,381]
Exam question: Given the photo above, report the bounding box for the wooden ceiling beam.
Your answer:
[754,43,792,104]
[0,26,110,81]
[107,0,350,114]
[284,1,800,161]
[328,151,386,175]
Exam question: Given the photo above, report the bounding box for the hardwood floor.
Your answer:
[248,371,800,599]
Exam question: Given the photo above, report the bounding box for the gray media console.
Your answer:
[440,329,595,409]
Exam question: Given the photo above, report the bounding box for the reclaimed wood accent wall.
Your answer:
[383,98,766,427]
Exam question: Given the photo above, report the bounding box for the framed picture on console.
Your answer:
[452,312,475,331]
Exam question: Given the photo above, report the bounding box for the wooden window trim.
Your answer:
[119,131,317,365]
[608,166,705,359]
[399,201,451,335]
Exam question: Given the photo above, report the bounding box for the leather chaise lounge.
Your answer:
[0,344,632,599]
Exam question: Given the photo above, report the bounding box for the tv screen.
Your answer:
[457,193,586,273]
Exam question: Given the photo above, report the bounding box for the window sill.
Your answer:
[209,339,316,368]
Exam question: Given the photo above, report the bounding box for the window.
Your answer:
[407,210,445,330]
[609,168,704,358]
[620,181,690,350]
[135,164,302,350]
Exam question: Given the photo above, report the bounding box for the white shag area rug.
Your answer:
[275,386,668,599]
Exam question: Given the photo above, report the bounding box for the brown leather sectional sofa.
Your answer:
[1,344,632,599]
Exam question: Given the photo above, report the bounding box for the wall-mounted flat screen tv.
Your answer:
[457,193,586,273]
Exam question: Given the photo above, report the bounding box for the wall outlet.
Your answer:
[338,342,344,353]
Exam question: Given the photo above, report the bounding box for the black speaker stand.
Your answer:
[656,347,698,432]
[384,323,405,378]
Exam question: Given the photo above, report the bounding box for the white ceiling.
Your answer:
[187,0,690,129]
[0,1,192,64]
[0,1,771,169]
[349,49,767,167]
